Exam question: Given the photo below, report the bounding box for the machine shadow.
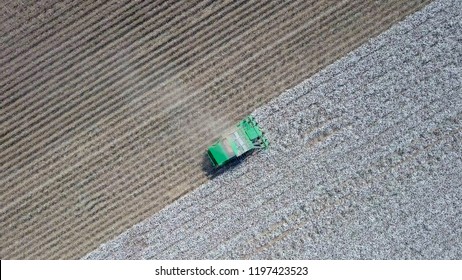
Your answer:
[201,152,244,180]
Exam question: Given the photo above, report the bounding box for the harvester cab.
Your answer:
[207,116,269,168]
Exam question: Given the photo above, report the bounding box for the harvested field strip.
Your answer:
[0,0,368,220]
[0,0,296,155]
[4,0,430,258]
[0,0,278,162]
[10,2,430,258]
[1,1,354,221]
[0,0,286,166]
[1,0,431,258]
[84,0,461,259]
[0,0,306,221]
[1,1,416,256]
[0,0,412,201]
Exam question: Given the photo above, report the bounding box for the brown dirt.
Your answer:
[0,0,432,259]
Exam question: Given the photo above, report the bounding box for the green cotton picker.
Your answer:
[207,116,269,168]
